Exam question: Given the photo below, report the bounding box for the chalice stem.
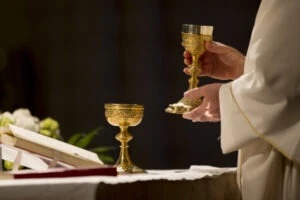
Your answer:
[188,55,200,89]
[165,24,213,114]
[117,145,131,164]
[105,103,145,173]
[115,124,134,170]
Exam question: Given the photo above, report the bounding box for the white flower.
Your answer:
[0,111,14,127]
[12,108,40,132]
[0,108,61,138]
[0,111,14,122]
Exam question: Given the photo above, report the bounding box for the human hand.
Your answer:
[183,42,245,80]
[182,83,222,122]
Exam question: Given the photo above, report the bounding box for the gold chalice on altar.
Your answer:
[104,103,145,174]
[165,24,214,114]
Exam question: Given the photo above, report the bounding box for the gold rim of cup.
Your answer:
[105,103,144,110]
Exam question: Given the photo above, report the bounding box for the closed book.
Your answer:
[0,166,117,179]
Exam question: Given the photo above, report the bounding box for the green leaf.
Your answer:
[67,133,84,145]
[98,154,115,164]
[90,146,117,153]
[73,126,104,148]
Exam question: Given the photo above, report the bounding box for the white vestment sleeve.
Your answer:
[219,83,257,153]
[219,0,300,163]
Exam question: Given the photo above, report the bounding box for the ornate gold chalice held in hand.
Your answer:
[165,24,214,114]
[105,103,146,174]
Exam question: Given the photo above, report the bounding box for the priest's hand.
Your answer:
[183,41,245,80]
[182,83,222,122]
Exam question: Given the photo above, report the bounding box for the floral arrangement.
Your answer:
[0,108,115,170]
[0,108,61,139]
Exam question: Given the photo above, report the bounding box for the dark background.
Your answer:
[0,0,260,169]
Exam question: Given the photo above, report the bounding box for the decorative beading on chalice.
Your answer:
[165,24,214,114]
[105,103,145,174]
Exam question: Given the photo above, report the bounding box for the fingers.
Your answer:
[182,84,221,122]
[184,58,191,66]
[184,87,204,99]
[182,107,220,122]
[182,97,221,122]
[183,50,191,58]
[183,68,190,75]
[205,41,230,54]
[183,50,211,77]
[183,66,207,77]
[182,108,203,121]
[185,41,229,56]
[183,51,192,65]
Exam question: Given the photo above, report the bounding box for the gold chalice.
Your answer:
[165,24,214,114]
[104,103,146,174]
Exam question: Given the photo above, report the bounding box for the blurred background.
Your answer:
[0,0,260,169]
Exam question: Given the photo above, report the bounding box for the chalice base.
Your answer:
[165,97,202,114]
[115,163,147,174]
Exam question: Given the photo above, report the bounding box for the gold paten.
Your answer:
[104,103,146,174]
[165,24,213,114]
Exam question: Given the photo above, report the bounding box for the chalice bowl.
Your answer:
[105,103,146,174]
[165,24,214,114]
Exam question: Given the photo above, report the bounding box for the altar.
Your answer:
[0,166,241,200]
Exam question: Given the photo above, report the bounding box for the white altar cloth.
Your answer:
[0,166,238,200]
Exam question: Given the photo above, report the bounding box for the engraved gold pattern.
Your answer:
[105,109,143,119]
[104,103,146,174]
[166,24,213,114]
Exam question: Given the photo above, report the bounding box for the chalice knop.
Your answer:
[165,24,214,114]
[105,103,145,174]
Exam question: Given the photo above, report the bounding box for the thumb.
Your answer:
[206,41,229,54]
[184,87,204,99]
